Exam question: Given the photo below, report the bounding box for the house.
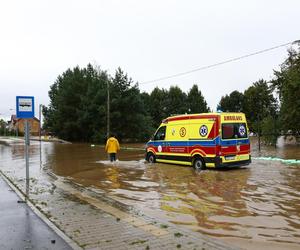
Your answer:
[7,115,17,131]
[9,115,40,136]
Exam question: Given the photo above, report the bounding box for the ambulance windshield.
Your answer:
[222,123,247,139]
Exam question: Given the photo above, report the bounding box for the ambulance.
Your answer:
[145,112,251,169]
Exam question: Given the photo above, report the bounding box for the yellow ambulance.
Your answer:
[145,112,251,169]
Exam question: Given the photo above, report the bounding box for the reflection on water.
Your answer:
[1,139,300,249]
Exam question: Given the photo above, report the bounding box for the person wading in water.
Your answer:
[105,135,120,162]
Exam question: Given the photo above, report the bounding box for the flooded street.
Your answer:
[1,138,300,250]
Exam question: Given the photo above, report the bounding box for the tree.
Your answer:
[148,85,210,127]
[43,65,213,142]
[261,115,280,145]
[149,87,169,127]
[218,90,244,112]
[109,68,153,141]
[0,119,7,135]
[165,86,188,116]
[243,79,277,133]
[44,65,155,142]
[272,44,300,135]
[78,64,108,142]
[187,85,210,113]
[43,64,108,142]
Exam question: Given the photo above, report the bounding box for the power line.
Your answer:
[140,40,299,85]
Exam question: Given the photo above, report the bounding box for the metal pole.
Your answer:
[107,80,110,138]
[25,120,30,200]
[258,116,261,152]
[274,113,277,148]
[39,104,42,168]
[39,104,42,140]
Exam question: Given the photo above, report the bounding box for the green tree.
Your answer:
[110,68,153,141]
[140,92,151,114]
[243,79,277,133]
[78,64,108,142]
[261,115,280,145]
[43,64,108,142]
[148,85,210,127]
[187,85,210,113]
[165,86,188,116]
[0,119,6,135]
[272,44,300,135]
[148,87,169,127]
[218,90,244,112]
[43,65,213,142]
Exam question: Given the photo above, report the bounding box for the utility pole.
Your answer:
[258,115,261,152]
[257,93,262,152]
[107,80,110,138]
[93,63,110,139]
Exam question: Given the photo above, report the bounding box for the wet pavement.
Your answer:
[0,138,237,250]
[0,137,300,249]
[0,174,72,250]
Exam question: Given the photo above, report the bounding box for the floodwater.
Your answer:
[0,137,300,250]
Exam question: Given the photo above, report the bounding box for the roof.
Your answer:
[163,112,245,123]
[17,117,40,122]
[10,115,17,121]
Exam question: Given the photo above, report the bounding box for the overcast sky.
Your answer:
[0,0,299,120]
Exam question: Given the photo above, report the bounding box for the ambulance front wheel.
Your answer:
[147,153,156,163]
[193,157,205,170]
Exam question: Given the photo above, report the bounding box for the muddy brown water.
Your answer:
[0,138,300,250]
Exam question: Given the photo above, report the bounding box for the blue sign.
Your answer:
[16,96,35,119]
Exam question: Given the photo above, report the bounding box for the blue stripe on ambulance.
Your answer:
[147,137,249,147]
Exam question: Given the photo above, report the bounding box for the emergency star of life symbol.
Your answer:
[239,125,246,136]
[199,125,208,137]
[179,127,186,137]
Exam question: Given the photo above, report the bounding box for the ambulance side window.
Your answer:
[154,126,166,141]
[222,123,247,139]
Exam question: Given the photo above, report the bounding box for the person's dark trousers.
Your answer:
[109,153,116,162]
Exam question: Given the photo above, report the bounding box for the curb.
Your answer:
[0,171,82,250]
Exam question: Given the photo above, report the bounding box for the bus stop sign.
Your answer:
[16,96,35,118]
[16,96,35,200]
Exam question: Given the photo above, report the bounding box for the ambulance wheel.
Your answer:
[147,153,156,163]
[193,157,205,170]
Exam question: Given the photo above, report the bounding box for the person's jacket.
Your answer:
[105,137,120,153]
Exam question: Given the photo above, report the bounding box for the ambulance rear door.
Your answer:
[221,122,248,160]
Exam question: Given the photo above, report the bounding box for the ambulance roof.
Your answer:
[163,112,245,123]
